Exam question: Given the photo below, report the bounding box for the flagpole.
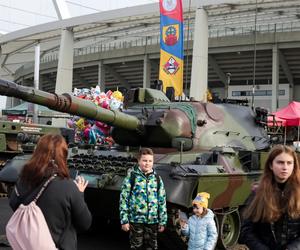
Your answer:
[184,0,192,99]
[284,126,286,145]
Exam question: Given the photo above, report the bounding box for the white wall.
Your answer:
[226,84,290,111]
[293,85,300,102]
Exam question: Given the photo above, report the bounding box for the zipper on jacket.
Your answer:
[146,177,149,221]
[270,222,278,243]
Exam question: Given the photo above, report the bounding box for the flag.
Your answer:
[159,0,184,97]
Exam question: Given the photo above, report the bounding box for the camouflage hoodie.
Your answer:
[119,165,167,225]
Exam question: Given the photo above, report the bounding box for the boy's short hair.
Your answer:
[137,148,154,160]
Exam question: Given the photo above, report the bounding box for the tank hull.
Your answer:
[0,79,271,249]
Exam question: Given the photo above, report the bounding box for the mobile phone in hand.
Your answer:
[178,210,188,222]
[70,169,79,180]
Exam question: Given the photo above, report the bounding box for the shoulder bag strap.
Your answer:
[14,174,57,202]
[33,174,57,202]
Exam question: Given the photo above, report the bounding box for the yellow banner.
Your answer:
[159,49,183,96]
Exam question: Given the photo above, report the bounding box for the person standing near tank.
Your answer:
[119,147,167,250]
[180,192,218,250]
[239,145,300,250]
[9,134,92,250]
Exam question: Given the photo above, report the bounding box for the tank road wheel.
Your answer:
[216,209,241,249]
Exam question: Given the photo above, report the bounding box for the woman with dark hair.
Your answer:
[9,134,92,250]
[239,145,300,250]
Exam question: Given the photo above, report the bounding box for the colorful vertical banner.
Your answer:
[159,0,184,97]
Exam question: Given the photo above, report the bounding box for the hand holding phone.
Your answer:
[74,175,89,192]
[178,210,188,221]
[178,210,188,228]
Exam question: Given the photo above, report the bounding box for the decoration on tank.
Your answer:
[67,85,124,145]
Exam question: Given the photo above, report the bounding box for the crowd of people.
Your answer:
[3,133,300,250]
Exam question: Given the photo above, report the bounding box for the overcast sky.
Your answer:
[0,0,159,111]
[0,0,158,34]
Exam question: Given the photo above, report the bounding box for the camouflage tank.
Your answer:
[0,119,74,193]
[0,78,270,249]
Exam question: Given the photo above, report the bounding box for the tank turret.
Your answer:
[0,78,269,151]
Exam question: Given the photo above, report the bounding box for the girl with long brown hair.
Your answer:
[21,134,69,186]
[239,145,300,250]
[9,134,92,249]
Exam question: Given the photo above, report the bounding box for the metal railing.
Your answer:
[40,21,300,64]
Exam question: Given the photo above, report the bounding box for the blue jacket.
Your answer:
[181,209,218,250]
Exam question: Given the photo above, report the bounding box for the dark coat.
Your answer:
[239,192,300,250]
[9,176,92,250]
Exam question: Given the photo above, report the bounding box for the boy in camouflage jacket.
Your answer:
[119,148,167,250]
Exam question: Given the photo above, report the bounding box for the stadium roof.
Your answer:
[1,0,300,79]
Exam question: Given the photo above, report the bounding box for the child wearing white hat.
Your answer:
[180,192,218,250]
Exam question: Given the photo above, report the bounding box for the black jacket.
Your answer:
[239,192,300,250]
[9,176,92,250]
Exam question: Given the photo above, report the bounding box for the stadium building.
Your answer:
[1,0,300,112]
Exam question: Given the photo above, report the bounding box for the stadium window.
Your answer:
[232,91,240,96]
[265,89,285,96]
[279,89,285,96]
[231,88,286,97]
[255,90,267,96]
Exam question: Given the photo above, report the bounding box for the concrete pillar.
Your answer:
[53,28,74,127]
[55,29,74,94]
[98,60,105,92]
[272,44,279,112]
[143,55,151,88]
[33,43,40,123]
[190,8,208,101]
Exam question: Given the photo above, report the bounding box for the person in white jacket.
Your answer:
[180,192,218,250]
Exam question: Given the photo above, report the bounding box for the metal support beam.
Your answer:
[40,45,61,58]
[143,55,151,88]
[278,49,294,101]
[104,65,130,89]
[40,74,54,90]
[98,60,105,91]
[272,44,279,112]
[278,50,294,85]
[52,0,71,20]
[2,65,13,76]
[1,41,38,75]
[150,60,159,73]
[73,71,88,86]
[208,54,227,84]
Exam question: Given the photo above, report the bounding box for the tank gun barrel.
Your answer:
[0,79,141,131]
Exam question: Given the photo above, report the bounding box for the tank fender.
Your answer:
[154,164,198,208]
[0,155,30,183]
